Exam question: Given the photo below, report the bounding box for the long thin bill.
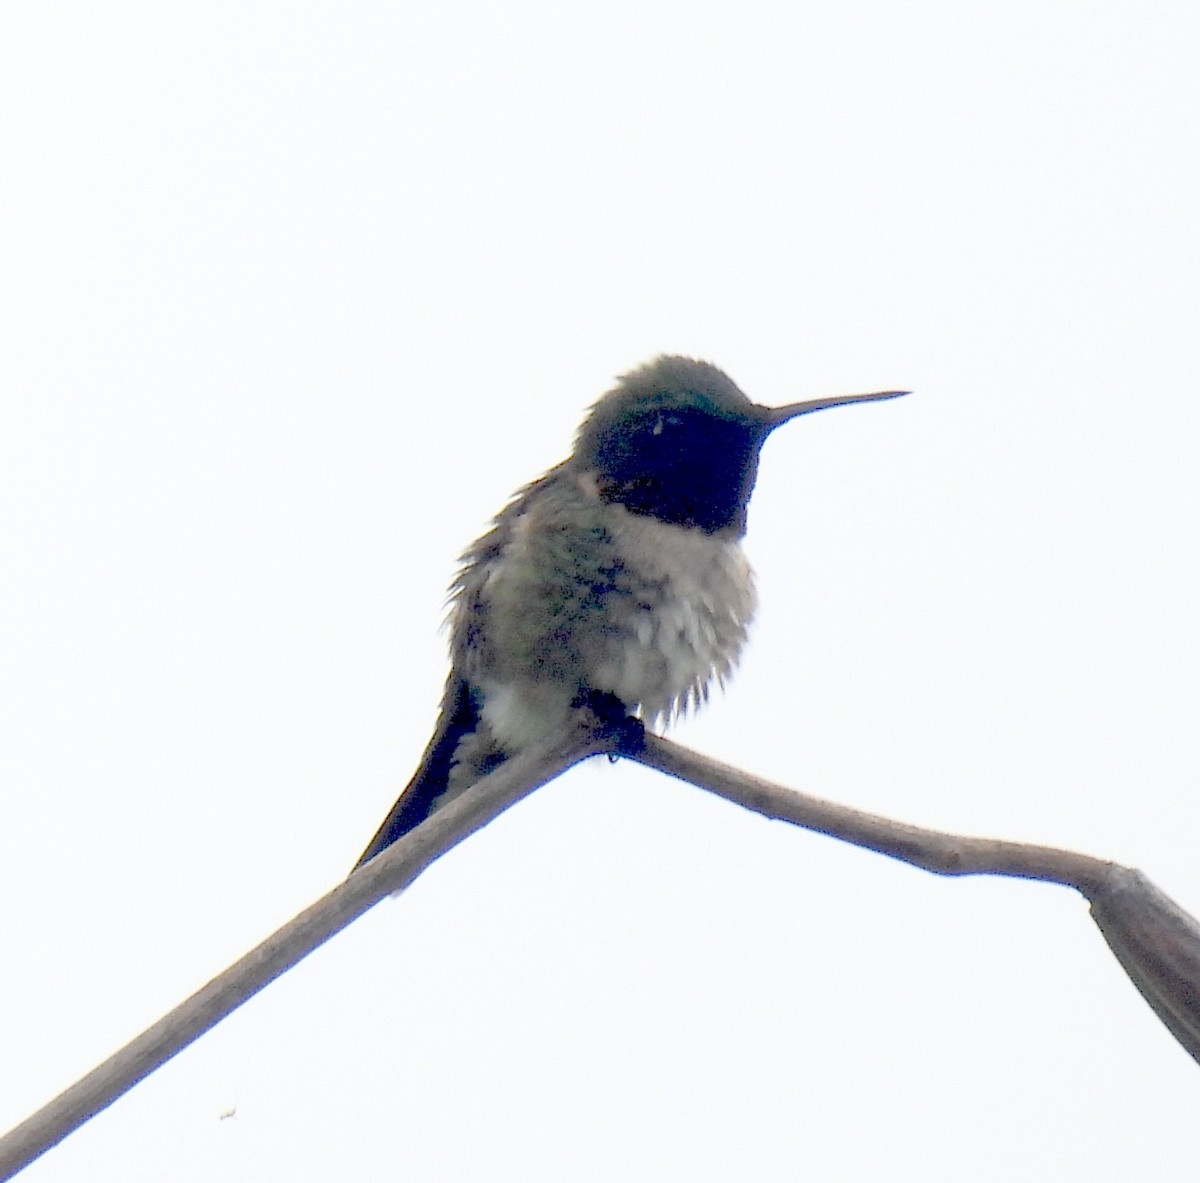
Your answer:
[766,388,909,428]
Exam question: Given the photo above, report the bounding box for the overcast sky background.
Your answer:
[3,3,1199,1180]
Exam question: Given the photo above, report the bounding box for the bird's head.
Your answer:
[573,355,906,535]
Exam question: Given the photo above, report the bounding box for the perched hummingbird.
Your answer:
[356,356,905,867]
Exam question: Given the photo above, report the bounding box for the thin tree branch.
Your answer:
[635,735,1200,1064]
[633,736,1113,890]
[0,729,604,1181]
[3,731,1199,1180]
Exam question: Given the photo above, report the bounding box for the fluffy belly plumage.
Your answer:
[472,504,756,746]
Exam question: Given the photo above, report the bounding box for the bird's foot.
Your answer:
[572,688,646,757]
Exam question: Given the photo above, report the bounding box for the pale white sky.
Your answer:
[2,3,1199,1179]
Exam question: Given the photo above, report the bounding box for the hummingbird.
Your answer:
[355,356,905,867]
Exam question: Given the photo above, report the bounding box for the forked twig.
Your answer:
[2,729,1197,1180]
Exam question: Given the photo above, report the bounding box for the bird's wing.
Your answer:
[353,466,575,871]
[352,673,481,869]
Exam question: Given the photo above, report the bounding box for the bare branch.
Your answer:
[3,730,1199,1179]
[635,735,1200,1065]
[0,730,603,1181]
[634,735,1113,890]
